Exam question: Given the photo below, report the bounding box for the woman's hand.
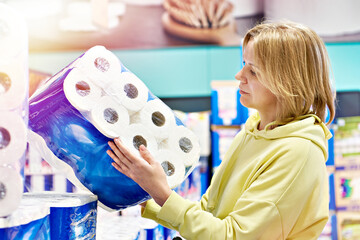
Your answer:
[107,138,172,207]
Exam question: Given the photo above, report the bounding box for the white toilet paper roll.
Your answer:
[90,96,130,138]
[63,68,102,112]
[75,45,122,89]
[0,112,27,165]
[0,58,27,111]
[120,124,158,158]
[154,149,185,189]
[131,99,176,141]
[164,126,200,167]
[0,166,24,217]
[105,72,148,114]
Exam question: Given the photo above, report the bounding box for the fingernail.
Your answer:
[139,145,146,151]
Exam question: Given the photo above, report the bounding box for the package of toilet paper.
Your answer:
[0,196,51,240]
[28,46,200,211]
[22,192,97,240]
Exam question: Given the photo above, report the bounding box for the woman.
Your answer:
[107,21,335,239]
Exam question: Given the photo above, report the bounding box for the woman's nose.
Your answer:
[235,69,246,83]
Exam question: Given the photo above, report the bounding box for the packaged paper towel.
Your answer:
[28,46,200,211]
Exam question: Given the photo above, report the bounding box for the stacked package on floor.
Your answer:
[0,192,97,240]
[0,197,50,239]
[23,192,97,240]
[28,46,200,211]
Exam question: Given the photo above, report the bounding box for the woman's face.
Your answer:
[235,41,278,118]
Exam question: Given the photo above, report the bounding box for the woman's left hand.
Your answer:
[107,138,172,206]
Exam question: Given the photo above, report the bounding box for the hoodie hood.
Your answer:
[244,112,332,160]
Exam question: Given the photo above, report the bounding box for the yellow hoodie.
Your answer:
[142,113,332,240]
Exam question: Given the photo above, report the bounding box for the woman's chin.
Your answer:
[239,98,250,108]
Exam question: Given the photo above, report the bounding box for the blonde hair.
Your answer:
[243,21,335,125]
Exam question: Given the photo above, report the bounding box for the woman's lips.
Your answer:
[239,89,248,95]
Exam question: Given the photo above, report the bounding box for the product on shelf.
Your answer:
[211,125,241,171]
[0,2,28,218]
[334,116,360,168]
[335,170,360,211]
[211,80,248,126]
[337,211,360,240]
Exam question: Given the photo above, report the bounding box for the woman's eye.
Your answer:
[250,69,256,76]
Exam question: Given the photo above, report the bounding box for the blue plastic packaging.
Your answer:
[28,46,200,211]
[0,197,51,240]
[23,192,97,240]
